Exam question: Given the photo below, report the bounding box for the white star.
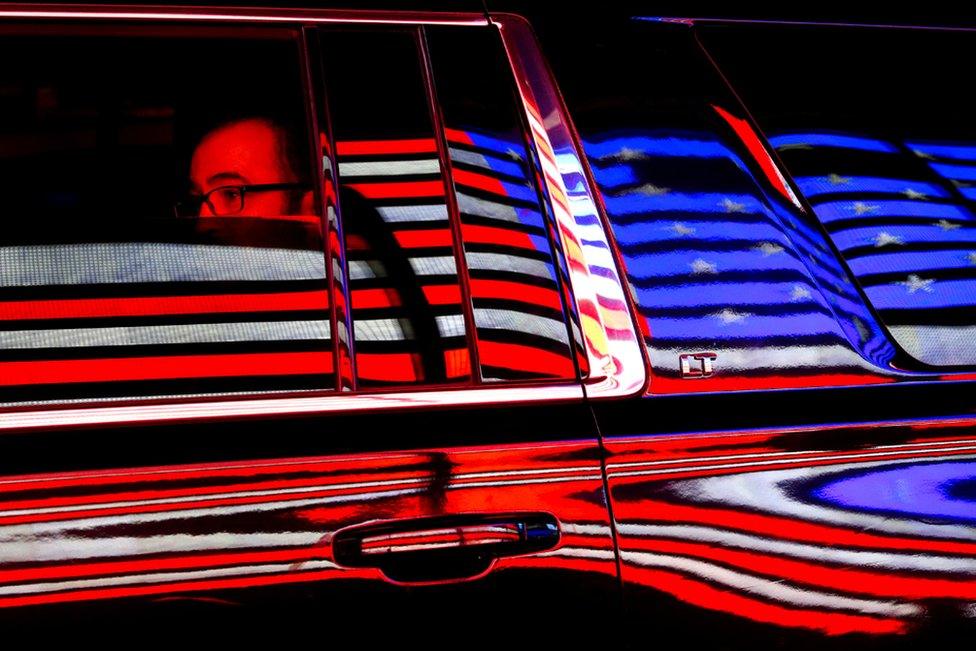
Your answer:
[874,231,904,247]
[912,148,936,160]
[897,274,935,294]
[936,219,961,231]
[714,308,749,324]
[853,201,880,216]
[754,242,785,256]
[506,148,522,161]
[827,173,851,185]
[608,147,647,161]
[720,197,747,213]
[903,188,927,200]
[790,285,812,302]
[690,258,717,274]
[968,252,976,265]
[667,222,695,236]
[636,183,670,196]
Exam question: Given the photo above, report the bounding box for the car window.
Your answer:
[0,25,332,405]
[320,25,579,387]
[0,21,582,409]
[699,23,976,368]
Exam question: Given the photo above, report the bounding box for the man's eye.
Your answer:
[216,187,242,202]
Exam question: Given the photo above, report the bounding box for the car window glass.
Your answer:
[425,27,578,381]
[0,26,332,405]
[321,28,473,387]
[700,24,976,368]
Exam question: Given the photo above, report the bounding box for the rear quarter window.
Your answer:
[699,23,976,369]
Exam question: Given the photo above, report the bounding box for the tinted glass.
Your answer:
[552,22,894,392]
[426,27,576,381]
[0,26,331,405]
[701,24,976,368]
[321,28,472,387]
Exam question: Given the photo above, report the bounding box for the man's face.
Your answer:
[189,118,310,218]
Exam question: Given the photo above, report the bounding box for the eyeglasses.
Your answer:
[174,183,310,218]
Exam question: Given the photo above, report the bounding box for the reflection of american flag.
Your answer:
[336,128,575,386]
[771,132,976,367]
[0,219,332,405]
[609,432,976,636]
[583,130,893,393]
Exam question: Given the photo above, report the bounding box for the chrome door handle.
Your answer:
[332,513,560,583]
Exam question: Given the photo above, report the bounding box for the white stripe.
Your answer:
[339,159,440,177]
[448,147,492,170]
[376,205,449,223]
[536,546,616,561]
[0,244,325,285]
[354,318,412,342]
[889,325,976,366]
[0,321,330,349]
[409,256,458,276]
[436,313,467,338]
[0,532,323,565]
[618,523,976,575]
[353,314,470,341]
[620,550,921,618]
[456,192,520,223]
[0,559,339,597]
[560,523,613,537]
[466,252,553,280]
[474,308,569,344]
[667,456,976,540]
[0,488,423,563]
[349,256,457,280]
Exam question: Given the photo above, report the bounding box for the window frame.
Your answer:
[0,6,647,433]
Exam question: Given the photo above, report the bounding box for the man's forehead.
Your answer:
[191,118,288,184]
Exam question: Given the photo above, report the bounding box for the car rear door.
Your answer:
[0,8,626,644]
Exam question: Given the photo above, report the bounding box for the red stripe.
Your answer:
[356,352,422,383]
[394,228,455,248]
[444,348,471,379]
[461,223,536,250]
[351,285,461,309]
[0,352,333,386]
[712,105,796,204]
[452,168,506,196]
[0,291,330,321]
[478,341,574,378]
[626,537,976,600]
[469,279,562,311]
[444,128,474,145]
[337,138,437,156]
[615,499,976,557]
[623,566,906,635]
[346,180,445,200]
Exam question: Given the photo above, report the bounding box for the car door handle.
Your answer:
[332,513,560,583]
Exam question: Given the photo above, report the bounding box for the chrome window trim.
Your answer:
[0,5,489,25]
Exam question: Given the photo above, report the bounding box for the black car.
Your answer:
[0,3,973,647]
